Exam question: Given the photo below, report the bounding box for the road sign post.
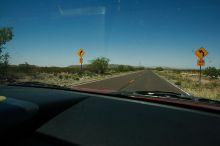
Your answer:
[195,47,208,84]
[80,57,83,70]
[197,59,205,83]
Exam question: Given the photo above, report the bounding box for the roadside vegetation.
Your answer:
[0,26,144,86]
[154,67,220,101]
[0,27,13,81]
[2,61,144,87]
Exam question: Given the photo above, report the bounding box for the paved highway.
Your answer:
[76,70,186,94]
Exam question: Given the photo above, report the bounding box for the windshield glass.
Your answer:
[1,0,220,102]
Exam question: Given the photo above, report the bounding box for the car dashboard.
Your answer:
[0,85,220,146]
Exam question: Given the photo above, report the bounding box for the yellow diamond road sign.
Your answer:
[195,47,208,59]
[78,48,85,57]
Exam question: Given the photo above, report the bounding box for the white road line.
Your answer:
[153,72,190,96]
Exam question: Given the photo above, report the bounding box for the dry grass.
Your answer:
[14,71,140,88]
[154,70,220,101]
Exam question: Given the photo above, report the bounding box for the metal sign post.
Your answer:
[80,57,83,70]
[197,59,205,83]
[199,65,201,83]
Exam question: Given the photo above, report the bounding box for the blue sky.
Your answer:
[0,0,220,68]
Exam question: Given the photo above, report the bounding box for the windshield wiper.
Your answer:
[134,91,220,105]
[134,90,189,99]
[111,90,220,106]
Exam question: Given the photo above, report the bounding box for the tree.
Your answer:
[203,67,219,78]
[0,27,13,79]
[18,62,32,74]
[127,65,135,71]
[0,27,13,46]
[116,65,126,72]
[89,57,110,74]
[0,53,9,78]
[155,67,164,71]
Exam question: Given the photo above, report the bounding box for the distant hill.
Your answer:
[68,64,143,68]
[10,64,145,69]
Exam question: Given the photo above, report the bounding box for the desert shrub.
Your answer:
[175,81,181,86]
[59,75,63,79]
[204,67,219,78]
[173,70,181,74]
[156,67,163,71]
[89,57,110,74]
[64,75,69,80]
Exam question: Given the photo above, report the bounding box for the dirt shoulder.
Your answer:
[153,70,220,101]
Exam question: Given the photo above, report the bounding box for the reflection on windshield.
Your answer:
[0,0,220,101]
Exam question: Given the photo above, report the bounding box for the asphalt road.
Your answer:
[76,70,186,94]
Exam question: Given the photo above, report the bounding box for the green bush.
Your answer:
[64,75,69,80]
[84,70,94,77]
[156,67,164,71]
[115,65,138,72]
[203,67,219,78]
[116,65,126,72]
[175,81,181,86]
[173,70,181,74]
[59,75,63,79]
[89,57,110,74]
